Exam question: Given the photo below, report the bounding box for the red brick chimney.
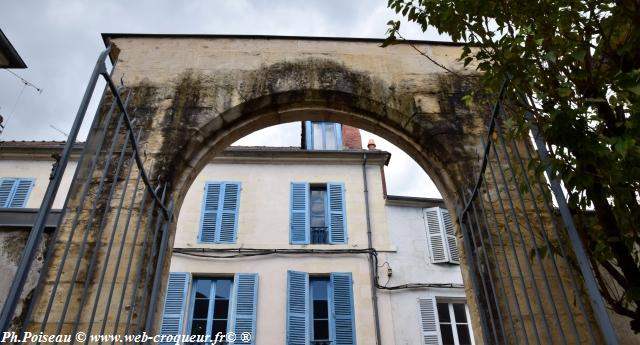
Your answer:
[341,125,362,149]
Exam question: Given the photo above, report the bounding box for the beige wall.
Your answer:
[174,161,392,250]
[0,160,76,209]
[171,158,396,344]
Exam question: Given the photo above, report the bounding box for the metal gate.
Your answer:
[0,48,622,344]
[0,47,173,341]
[458,82,619,344]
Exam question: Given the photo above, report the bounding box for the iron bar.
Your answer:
[528,112,619,345]
[483,137,544,344]
[491,122,563,344]
[0,47,112,333]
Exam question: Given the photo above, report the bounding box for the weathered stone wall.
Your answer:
[0,230,50,331]
[23,36,607,344]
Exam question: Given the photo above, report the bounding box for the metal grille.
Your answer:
[458,81,618,344]
[0,47,173,340]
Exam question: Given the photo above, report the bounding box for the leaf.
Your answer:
[557,87,572,97]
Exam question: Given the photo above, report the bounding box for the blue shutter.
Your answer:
[425,207,448,263]
[200,183,221,243]
[287,270,309,345]
[219,182,240,243]
[230,273,258,344]
[8,178,34,208]
[330,272,356,345]
[290,182,310,244]
[159,272,191,343]
[0,178,17,208]
[305,121,313,150]
[328,183,347,244]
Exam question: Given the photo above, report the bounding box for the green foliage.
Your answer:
[386,0,640,332]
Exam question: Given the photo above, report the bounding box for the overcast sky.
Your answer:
[0,0,444,198]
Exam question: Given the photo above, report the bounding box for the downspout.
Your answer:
[363,152,382,345]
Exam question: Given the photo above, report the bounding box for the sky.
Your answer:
[0,0,445,198]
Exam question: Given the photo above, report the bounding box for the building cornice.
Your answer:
[385,194,444,208]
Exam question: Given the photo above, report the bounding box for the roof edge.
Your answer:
[101,33,463,48]
[0,29,27,69]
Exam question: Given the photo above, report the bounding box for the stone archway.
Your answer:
[24,35,603,344]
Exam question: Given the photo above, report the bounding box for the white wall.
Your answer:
[384,204,469,345]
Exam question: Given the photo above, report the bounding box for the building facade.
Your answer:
[0,123,474,345]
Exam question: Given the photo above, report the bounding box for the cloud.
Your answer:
[0,0,446,198]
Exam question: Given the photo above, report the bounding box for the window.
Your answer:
[199,182,241,244]
[305,122,342,150]
[419,298,474,345]
[0,178,34,208]
[424,207,459,264]
[290,182,347,245]
[189,278,233,340]
[287,271,356,345]
[159,273,258,345]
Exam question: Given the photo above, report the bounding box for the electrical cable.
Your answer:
[172,247,465,290]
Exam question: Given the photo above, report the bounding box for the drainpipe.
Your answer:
[363,151,382,345]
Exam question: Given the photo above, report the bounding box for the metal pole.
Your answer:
[0,47,111,333]
[528,113,619,345]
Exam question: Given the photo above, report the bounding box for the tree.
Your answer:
[384,0,640,332]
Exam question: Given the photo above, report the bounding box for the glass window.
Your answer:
[189,278,234,344]
[437,302,474,345]
[310,277,331,343]
[308,122,342,150]
[310,186,329,244]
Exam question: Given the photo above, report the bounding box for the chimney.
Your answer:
[367,139,377,150]
[341,125,363,149]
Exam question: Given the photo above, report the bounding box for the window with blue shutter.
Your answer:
[327,183,347,244]
[230,273,259,345]
[160,272,191,343]
[330,272,356,345]
[290,182,310,244]
[287,270,310,345]
[290,182,347,245]
[286,272,356,345]
[199,182,240,244]
[0,178,35,208]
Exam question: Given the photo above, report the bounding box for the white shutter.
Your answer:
[441,209,460,264]
[418,297,441,345]
[424,207,448,263]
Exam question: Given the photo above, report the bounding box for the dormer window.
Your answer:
[305,122,342,150]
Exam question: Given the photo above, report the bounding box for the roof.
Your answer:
[101,33,463,48]
[0,29,26,68]
[0,141,391,165]
[385,194,445,208]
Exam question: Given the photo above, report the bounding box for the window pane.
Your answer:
[325,124,337,150]
[437,303,451,322]
[453,303,467,322]
[310,190,326,227]
[312,123,324,149]
[195,280,211,298]
[314,300,328,318]
[311,279,329,300]
[193,299,209,319]
[313,320,330,340]
[214,299,229,319]
[457,325,472,345]
[215,280,232,299]
[440,324,455,345]
[190,320,207,336]
[212,319,228,336]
